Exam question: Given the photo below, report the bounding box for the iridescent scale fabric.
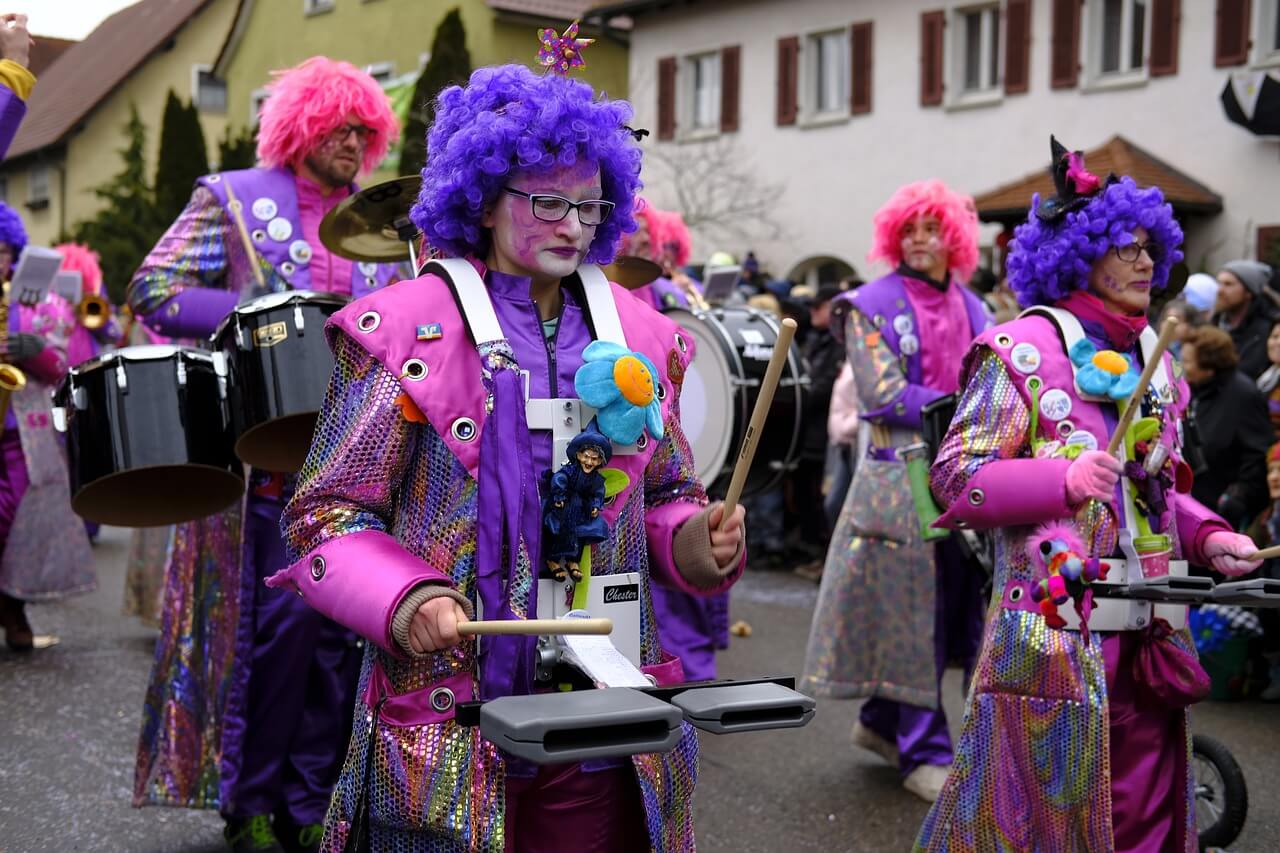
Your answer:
[915,348,1195,852]
[284,332,700,852]
[133,508,243,807]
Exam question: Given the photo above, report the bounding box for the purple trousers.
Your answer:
[226,496,361,823]
[860,536,985,776]
[1104,631,1184,853]
[649,584,729,682]
[0,426,28,546]
[503,763,649,852]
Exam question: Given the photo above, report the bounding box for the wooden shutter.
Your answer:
[851,22,873,114]
[1149,0,1180,76]
[920,10,945,106]
[657,56,677,140]
[1259,225,1280,263]
[1004,0,1032,94]
[1215,0,1251,67]
[1050,0,1081,89]
[720,45,741,133]
[776,36,799,126]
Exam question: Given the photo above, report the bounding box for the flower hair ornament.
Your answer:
[1035,135,1116,224]
[538,20,595,75]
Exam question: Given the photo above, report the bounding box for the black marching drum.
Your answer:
[664,305,807,497]
[214,291,346,472]
[55,345,243,526]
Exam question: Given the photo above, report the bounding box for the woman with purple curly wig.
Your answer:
[916,138,1261,851]
[275,55,745,852]
[0,200,26,281]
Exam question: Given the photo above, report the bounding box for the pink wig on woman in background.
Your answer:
[55,242,104,296]
[868,179,980,282]
[654,208,692,270]
[255,56,400,176]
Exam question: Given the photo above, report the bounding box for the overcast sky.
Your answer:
[9,0,138,40]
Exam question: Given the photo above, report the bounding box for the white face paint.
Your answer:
[899,213,949,281]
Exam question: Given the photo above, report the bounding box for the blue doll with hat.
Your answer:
[542,425,613,583]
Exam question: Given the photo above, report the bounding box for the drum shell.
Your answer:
[58,347,243,526]
[216,294,344,472]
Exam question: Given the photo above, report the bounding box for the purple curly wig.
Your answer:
[1007,177,1184,307]
[410,64,642,264]
[0,202,27,255]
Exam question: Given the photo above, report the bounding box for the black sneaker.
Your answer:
[224,815,285,853]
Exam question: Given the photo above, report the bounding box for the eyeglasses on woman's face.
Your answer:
[502,187,615,226]
[1112,241,1163,264]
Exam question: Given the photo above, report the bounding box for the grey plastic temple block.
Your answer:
[479,687,683,765]
[1213,578,1280,608]
[671,682,816,734]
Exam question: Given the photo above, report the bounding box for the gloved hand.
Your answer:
[1065,450,1123,505]
[1203,531,1262,578]
[4,333,44,362]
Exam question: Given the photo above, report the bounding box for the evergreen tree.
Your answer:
[217,123,258,171]
[400,8,471,178]
[153,90,210,224]
[68,104,164,304]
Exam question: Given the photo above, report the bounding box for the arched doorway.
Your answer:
[785,255,858,289]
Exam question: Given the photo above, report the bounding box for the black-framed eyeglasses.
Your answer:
[502,187,615,226]
[325,123,374,146]
[1113,241,1163,264]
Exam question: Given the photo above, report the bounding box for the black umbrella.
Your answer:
[1220,71,1280,136]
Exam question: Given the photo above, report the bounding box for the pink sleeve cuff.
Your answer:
[265,529,453,654]
[1173,494,1233,567]
[645,500,743,596]
[19,347,66,385]
[935,458,1074,530]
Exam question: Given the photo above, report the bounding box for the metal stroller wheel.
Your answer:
[1193,733,1248,851]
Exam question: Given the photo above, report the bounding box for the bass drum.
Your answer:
[55,345,243,526]
[664,306,806,497]
[214,291,347,472]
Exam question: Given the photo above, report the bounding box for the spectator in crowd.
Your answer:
[1183,271,1219,315]
[1214,260,1276,379]
[1256,320,1280,437]
[1158,298,1203,358]
[1182,325,1272,530]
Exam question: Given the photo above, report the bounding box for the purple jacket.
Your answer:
[0,83,26,161]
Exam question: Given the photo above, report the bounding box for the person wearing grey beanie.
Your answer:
[1215,259,1278,379]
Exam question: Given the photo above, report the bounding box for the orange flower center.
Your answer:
[613,355,654,407]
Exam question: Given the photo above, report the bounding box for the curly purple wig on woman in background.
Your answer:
[0,202,28,256]
[1006,176,1184,308]
[410,64,642,265]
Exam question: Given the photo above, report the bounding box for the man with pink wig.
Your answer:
[801,180,991,802]
[127,56,400,853]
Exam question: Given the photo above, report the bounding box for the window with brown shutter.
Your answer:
[1004,0,1031,94]
[1050,0,1081,89]
[657,56,677,140]
[1259,225,1280,264]
[777,36,799,126]
[1215,0,1251,67]
[721,45,741,133]
[851,22,874,114]
[1150,0,1180,76]
[920,10,945,106]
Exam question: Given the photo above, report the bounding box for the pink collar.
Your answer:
[1056,290,1147,351]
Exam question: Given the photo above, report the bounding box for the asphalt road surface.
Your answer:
[2,527,1278,852]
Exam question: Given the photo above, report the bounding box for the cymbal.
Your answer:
[319,176,422,262]
[603,255,664,289]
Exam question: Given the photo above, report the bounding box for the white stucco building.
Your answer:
[591,0,1280,286]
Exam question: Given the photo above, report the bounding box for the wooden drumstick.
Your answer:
[1105,316,1180,457]
[1245,544,1280,561]
[457,618,613,636]
[222,179,268,291]
[719,317,798,530]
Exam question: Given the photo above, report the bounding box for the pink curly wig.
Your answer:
[868,179,980,282]
[256,56,399,176]
[55,242,103,296]
[654,209,692,269]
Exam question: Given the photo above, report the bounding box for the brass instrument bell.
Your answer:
[77,294,110,330]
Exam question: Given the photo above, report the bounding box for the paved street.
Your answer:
[2,527,1279,851]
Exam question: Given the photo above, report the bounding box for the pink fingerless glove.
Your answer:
[1203,531,1262,578]
[1065,450,1123,505]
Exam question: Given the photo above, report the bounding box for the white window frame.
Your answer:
[27,164,50,207]
[946,2,1003,110]
[1083,0,1150,90]
[191,63,227,113]
[800,26,851,126]
[1252,0,1280,68]
[304,0,335,15]
[680,50,721,141]
[249,87,269,126]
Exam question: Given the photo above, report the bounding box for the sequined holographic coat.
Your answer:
[803,274,988,707]
[915,311,1220,852]
[276,269,726,852]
